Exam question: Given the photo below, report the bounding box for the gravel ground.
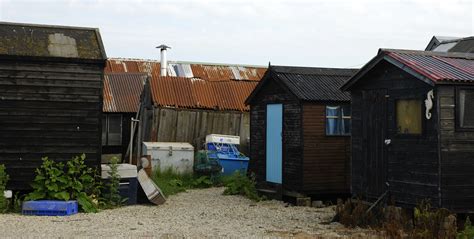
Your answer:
[0,187,378,238]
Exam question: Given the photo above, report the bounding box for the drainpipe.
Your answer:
[156,44,171,77]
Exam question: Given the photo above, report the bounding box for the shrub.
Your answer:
[0,164,9,213]
[458,217,474,239]
[102,157,124,208]
[335,198,383,228]
[334,198,457,238]
[25,154,99,213]
[151,167,194,196]
[222,172,263,201]
[411,200,455,239]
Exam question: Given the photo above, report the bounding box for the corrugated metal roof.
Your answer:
[342,49,474,91]
[103,73,148,113]
[385,49,474,82]
[271,66,357,102]
[105,58,266,81]
[430,36,474,53]
[150,76,258,111]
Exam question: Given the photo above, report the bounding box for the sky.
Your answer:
[0,0,473,68]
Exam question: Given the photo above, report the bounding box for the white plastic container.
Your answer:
[142,142,194,174]
[101,163,137,179]
[205,134,240,145]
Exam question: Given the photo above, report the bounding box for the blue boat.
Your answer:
[205,136,249,176]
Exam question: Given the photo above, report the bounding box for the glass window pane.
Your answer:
[326,106,340,117]
[342,105,351,117]
[102,115,107,145]
[326,106,341,135]
[396,99,422,134]
[326,118,340,135]
[343,119,351,134]
[459,90,474,128]
[108,115,122,145]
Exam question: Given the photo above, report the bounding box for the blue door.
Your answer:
[266,104,283,184]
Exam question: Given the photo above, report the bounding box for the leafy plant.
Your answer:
[102,157,124,208]
[11,192,24,213]
[222,172,263,201]
[458,217,474,239]
[0,164,9,213]
[151,167,221,197]
[151,167,194,196]
[25,154,100,213]
[192,176,213,188]
[412,200,454,239]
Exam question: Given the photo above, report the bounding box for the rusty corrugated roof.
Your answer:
[105,58,266,81]
[149,76,258,111]
[385,49,474,82]
[103,73,148,113]
[342,49,474,91]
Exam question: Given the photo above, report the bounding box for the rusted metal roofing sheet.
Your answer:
[105,58,266,81]
[150,76,258,111]
[342,49,474,91]
[103,73,148,112]
[385,49,474,82]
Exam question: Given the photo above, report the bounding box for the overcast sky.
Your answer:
[0,0,472,68]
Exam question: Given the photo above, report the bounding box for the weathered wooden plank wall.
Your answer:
[0,60,104,190]
[248,78,303,192]
[438,85,474,212]
[350,61,439,206]
[302,103,350,194]
[148,108,249,153]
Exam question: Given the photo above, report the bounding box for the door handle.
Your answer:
[384,139,391,145]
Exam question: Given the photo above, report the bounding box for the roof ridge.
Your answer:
[380,48,474,59]
[105,72,149,75]
[107,58,266,68]
[438,36,474,44]
[0,21,99,31]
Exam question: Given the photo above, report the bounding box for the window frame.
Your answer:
[325,104,351,137]
[393,97,425,137]
[102,114,123,146]
[455,87,474,132]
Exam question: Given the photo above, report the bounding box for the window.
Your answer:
[326,105,351,135]
[102,114,122,146]
[459,89,474,128]
[396,99,422,135]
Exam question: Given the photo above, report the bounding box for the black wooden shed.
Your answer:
[0,22,107,190]
[245,65,357,199]
[342,49,474,213]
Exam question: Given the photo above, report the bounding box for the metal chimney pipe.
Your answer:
[156,44,171,77]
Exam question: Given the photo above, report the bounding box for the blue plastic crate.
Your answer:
[22,200,78,216]
[219,157,249,176]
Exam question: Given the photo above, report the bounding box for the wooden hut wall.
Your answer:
[350,61,439,206]
[0,60,104,190]
[437,85,474,212]
[144,108,250,153]
[248,78,303,191]
[302,103,350,194]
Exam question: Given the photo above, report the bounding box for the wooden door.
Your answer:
[266,104,283,184]
[362,89,388,198]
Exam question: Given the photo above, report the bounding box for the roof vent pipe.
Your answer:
[156,44,171,77]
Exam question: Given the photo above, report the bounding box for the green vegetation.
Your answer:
[151,167,214,197]
[335,199,458,238]
[25,154,100,213]
[151,167,263,202]
[101,157,125,208]
[458,217,474,239]
[0,164,9,213]
[222,172,263,202]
